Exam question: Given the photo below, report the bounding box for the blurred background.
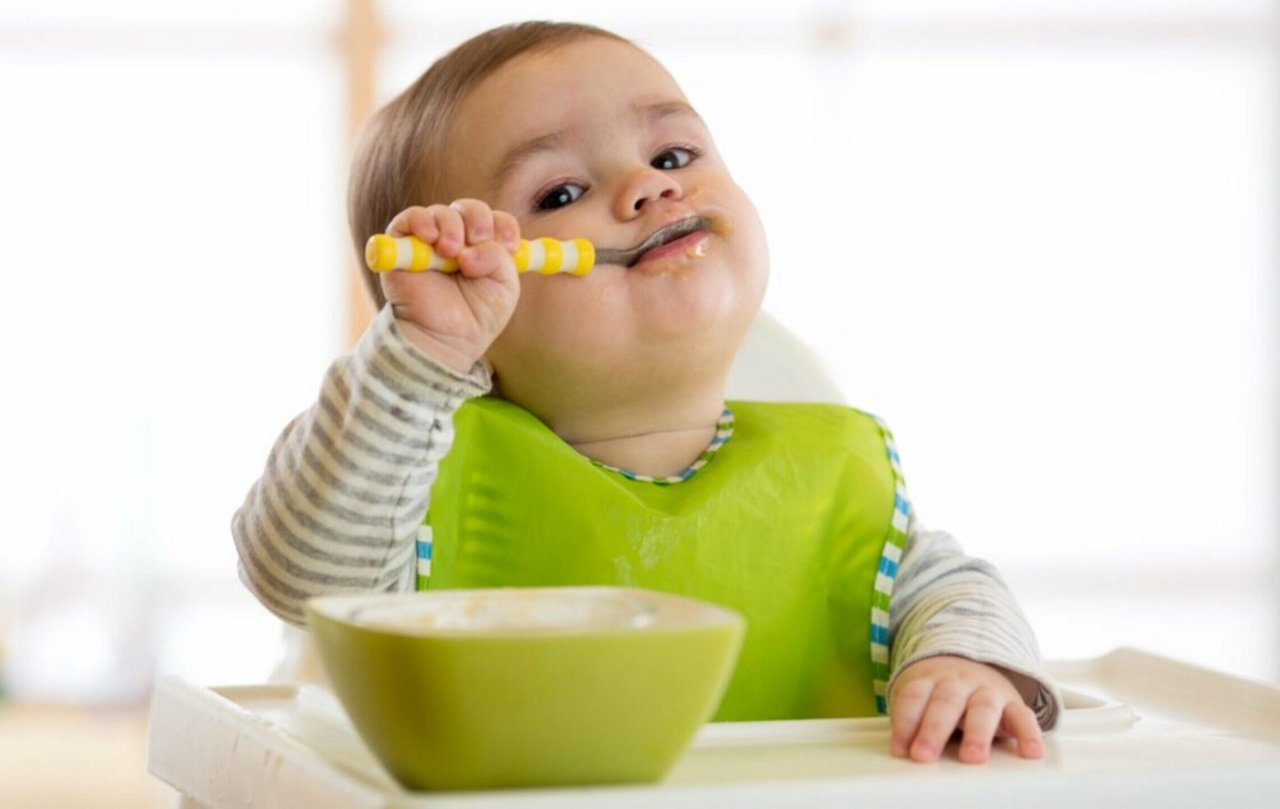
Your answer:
[0,0,1276,805]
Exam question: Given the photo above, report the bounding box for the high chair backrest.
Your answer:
[270,310,845,684]
[725,309,845,405]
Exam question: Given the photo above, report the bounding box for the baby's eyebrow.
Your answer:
[633,99,704,127]
[491,129,570,194]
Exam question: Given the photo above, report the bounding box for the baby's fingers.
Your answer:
[1000,701,1044,759]
[456,240,515,282]
[958,689,1006,764]
[889,678,933,758]
[386,206,439,244]
[908,679,969,762]
[492,210,521,252]
[385,204,466,257]
[449,198,497,246]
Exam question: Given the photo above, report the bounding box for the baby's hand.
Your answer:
[380,200,522,374]
[888,655,1044,764]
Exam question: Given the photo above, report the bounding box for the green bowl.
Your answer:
[305,587,744,791]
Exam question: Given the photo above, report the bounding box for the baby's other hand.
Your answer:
[381,200,522,374]
[888,655,1044,764]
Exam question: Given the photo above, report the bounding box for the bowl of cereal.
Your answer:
[305,587,744,791]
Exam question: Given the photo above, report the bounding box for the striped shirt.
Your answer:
[232,306,1062,729]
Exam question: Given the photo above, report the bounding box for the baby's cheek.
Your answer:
[504,278,594,347]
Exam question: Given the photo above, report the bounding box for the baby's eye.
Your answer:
[651,147,697,171]
[535,182,585,211]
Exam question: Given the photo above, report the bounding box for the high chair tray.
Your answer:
[147,647,1280,808]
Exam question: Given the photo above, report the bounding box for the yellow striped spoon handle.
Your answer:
[365,235,595,276]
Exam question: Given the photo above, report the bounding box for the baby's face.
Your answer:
[438,37,768,429]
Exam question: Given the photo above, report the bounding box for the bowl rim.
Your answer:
[304,586,745,640]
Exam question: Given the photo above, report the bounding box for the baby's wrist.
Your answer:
[392,317,484,376]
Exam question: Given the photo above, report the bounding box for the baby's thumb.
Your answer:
[457,240,516,281]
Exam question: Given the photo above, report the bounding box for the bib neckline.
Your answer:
[588,407,735,485]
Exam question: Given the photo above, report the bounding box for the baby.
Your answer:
[234,21,1062,765]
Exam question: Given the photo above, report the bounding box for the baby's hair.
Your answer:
[347,20,630,309]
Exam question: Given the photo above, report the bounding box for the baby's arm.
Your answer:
[887,517,1063,763]
[233,201,519,626]
[231,308,491,626]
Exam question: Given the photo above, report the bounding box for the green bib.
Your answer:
[418,398,909,721]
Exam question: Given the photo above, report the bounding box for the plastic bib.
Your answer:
[421,398,904,720]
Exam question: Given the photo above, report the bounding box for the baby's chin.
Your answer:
[621,261,764,342]
[492,308,754,415]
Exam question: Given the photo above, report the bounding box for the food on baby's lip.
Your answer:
[306,587,744,792]
[596,216,712,267]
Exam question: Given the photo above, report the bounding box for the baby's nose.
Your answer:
[616,168,682,218]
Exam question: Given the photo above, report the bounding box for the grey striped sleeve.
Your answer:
[233,306,492,627]
[887,515,1063,730]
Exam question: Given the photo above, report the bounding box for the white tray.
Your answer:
[147,647,1280,808]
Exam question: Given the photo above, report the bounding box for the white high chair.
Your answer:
[268,310,846,685]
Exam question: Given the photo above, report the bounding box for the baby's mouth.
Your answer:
[596,217,712,268]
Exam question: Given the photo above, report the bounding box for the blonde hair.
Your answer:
[347,21,630,309]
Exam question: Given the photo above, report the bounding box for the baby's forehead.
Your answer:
[465,38,682,121]
[439,37,694,191]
